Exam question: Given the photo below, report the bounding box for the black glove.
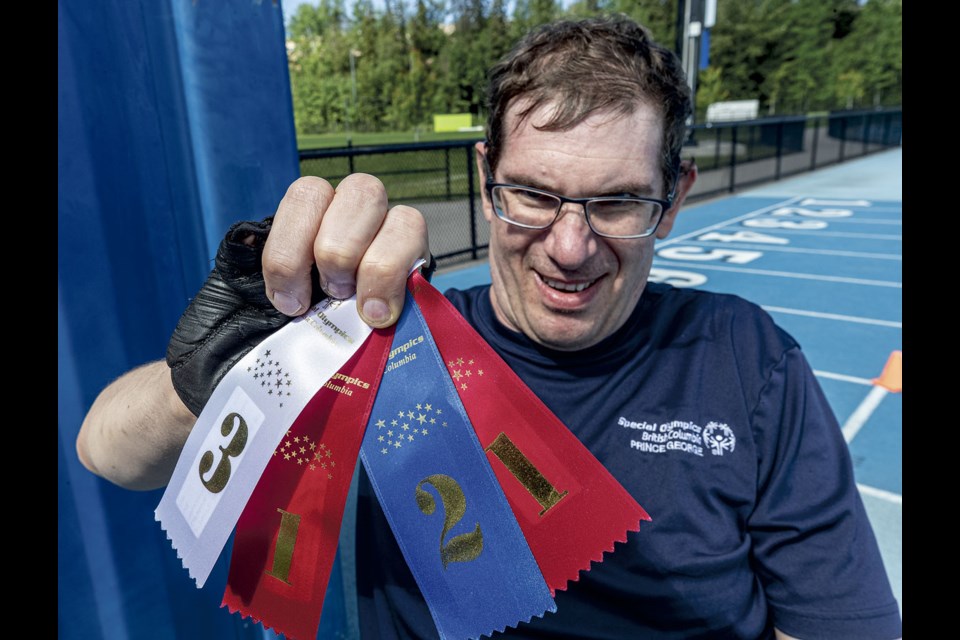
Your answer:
[166,218,324,416]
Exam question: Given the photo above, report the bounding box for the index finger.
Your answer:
[262,176,335,316]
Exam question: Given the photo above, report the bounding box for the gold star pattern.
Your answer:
[368,400,447,456]
[250,348,295,408]
[446,354,483,391]
[272,431,336,480]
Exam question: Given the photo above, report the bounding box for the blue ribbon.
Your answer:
[359,292,555,640]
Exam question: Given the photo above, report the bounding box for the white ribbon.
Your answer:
[156,296,373,587]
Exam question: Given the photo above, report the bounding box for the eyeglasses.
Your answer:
[482,154,677,239]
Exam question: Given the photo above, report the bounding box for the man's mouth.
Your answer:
[539,275,598,293]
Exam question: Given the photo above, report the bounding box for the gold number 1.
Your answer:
[265,508,301,584]
[485,432,568,516]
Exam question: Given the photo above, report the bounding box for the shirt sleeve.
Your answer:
[747,346,902,639]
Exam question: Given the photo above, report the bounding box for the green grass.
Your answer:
[297,129,485,150]
[299,145,478,201]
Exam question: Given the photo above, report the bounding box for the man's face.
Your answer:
[478,102,691,351]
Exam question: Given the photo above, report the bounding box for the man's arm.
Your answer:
[77,174,429,490]
[76,360,196,491]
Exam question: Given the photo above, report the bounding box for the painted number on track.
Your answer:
[657,247,763,264]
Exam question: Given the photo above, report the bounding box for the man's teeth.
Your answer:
[542,277,594,292]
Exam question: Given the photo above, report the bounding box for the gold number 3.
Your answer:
[415,474,483,569]
[198,412,248,493]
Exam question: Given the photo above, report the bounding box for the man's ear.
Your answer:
[655,159,697,240]
[475,142,495,223]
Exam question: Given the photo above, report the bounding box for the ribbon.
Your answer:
[409,272,651,592]
[359,291,556,640]
[156,296,375,587]
[221,326,394,640]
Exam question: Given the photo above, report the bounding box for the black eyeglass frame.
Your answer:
[481,152,682,240]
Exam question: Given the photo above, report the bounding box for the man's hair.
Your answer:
[485,15,691,195]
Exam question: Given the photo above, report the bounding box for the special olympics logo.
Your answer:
[702,422,736,456]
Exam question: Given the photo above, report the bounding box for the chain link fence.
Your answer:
[300,107,901,269]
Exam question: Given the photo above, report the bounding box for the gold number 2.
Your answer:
[415,474,483,569]
[198,412,248,493]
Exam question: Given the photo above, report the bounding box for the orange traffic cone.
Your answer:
[872,350,902,393]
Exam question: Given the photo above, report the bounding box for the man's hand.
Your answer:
[78,173,429,490]
[263,174,430,328]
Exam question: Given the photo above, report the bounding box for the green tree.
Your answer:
[835,70,866,109]
[835,0,901,107]
[695,65,729,120]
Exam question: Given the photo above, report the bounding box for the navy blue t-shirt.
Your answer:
[355,283,902,639]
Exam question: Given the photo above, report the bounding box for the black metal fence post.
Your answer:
[466,145,478,260]
[775,121,784,180]
[445,147,451,199]
[810,115,819,171]
[729,125,738,193]
[839,117,847,163]
[348,139,355,174]
[713,126,721,171]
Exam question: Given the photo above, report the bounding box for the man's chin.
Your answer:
[528,314,605,352]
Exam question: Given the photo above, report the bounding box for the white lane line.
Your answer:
[843,386,889,443]
[814,370,873,385]
[762,306,902,328]
[681,241,902,261]
[798,198,874,207]
[857,483,902,505]
[776,218,902,226]
[738,229,901,240]
[651,260,903,288]
[662,196,804,247]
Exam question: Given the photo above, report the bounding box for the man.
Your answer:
[77,16,902,639]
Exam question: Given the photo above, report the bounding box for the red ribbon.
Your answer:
[409,272,650,593]
[222,327,394,640]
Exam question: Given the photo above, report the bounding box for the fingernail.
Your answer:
[324,281,356,299]
[362,298,391,325]
[273,291,304,316]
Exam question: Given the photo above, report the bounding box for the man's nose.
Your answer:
[543,203,597,269]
